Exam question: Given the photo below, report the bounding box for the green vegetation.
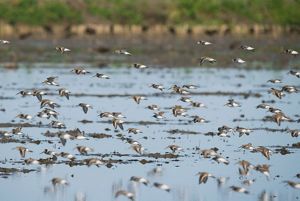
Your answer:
[0,0,299,26]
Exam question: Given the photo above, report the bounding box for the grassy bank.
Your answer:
[0,0,300,26]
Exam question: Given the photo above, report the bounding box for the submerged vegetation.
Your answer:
[0,0,299,26]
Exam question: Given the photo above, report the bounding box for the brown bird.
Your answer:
[132,96,146,104]
[58,88,70,100]
[254,146,272,160]
[112,118,124,130]
[255,164,270,177]
[268,88,285,99]
[32,89,46,101]
[40,99,60,109]
[115,190,134,200]
[56,46,71,54]
[14,146,32,158]
[127,128,142,134]
[166,144,183,153]
[197,172,215,184]
[153,182,171,192]
[78,103,93,114]
[71,67,90,75]
[75,146,94,155]
[51,177,69,186]
[42,76,59,86]
[230,186,249,194]
[130,176,149,185]
[272,112,291,126]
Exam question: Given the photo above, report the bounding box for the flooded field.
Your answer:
[0,65,300,201]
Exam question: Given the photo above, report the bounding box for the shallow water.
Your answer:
[0,66,300,201]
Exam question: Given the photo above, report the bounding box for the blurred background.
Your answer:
[0,0,299,67]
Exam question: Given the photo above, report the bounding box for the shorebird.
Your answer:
[232,58,246,64]
[267,79,282,83]
[16,113,32,120]
[218,125,233,133]
[42,76,59,86]
[131,143,144,155]
[269,88,285,99]
[190,101,206,108]
[24,158,39,165]
[99,112,113,118]
[112,118,124,130]
[58,88,70,100]
[241,45,255,51]
[38,108,59,119]
[153,111,165,119]
[84,158,104,167]
[32,89,46,101]
[115,49,131,55]
[133,63,147,69]
[240,143,254,151]
[180,96,193,103]
[127,128,142,134]
[217,177,229,187]
[225,99,241,107]
[197,40,212,46]
[40,99,60,109]
[172,105,187,117]
[255,164,270,177]
[197,172,215,184]
[289,70,300,78]
[11,127,23,135]
[272,112,291,126]
[130,176,149,185]
[289,129,300,137]
[132,95,146,104]
[281,85,298,93]
[51,177,69,186]
[153,182,171,192]
[182,84,199,89]
[50,120,66,129]
[284,181,300,189]
[0,40,10,44]
[284,49,298,56]
[60,152,75,160]
[200,148,218,158]
[14,146,32,158]
[146,104,160,111]
[71,68,90,75]
[256,103,272,110]
[230,186,249,194]
[212,155,229,165]
[243,179,256,186]
[254,146,272,160]
[235,126,252,136]
[166,144,183,153]
[76,146,94,155]
[169,85,190,95]
[41,149,57,156]
[150,84,164,91]
[93,73,110,79]
[238,160,254,172]
[115,190,134,200]
[56,46,71,54]
[199,57,216,65]
[16,90,32,97]
[193,116,206,123]
[78,103,93,114]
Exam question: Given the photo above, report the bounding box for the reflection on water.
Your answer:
[0,65,299,201]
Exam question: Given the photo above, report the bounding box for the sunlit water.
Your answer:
[0,65,299,201]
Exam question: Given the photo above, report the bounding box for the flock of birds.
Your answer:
[1,38,300,201]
